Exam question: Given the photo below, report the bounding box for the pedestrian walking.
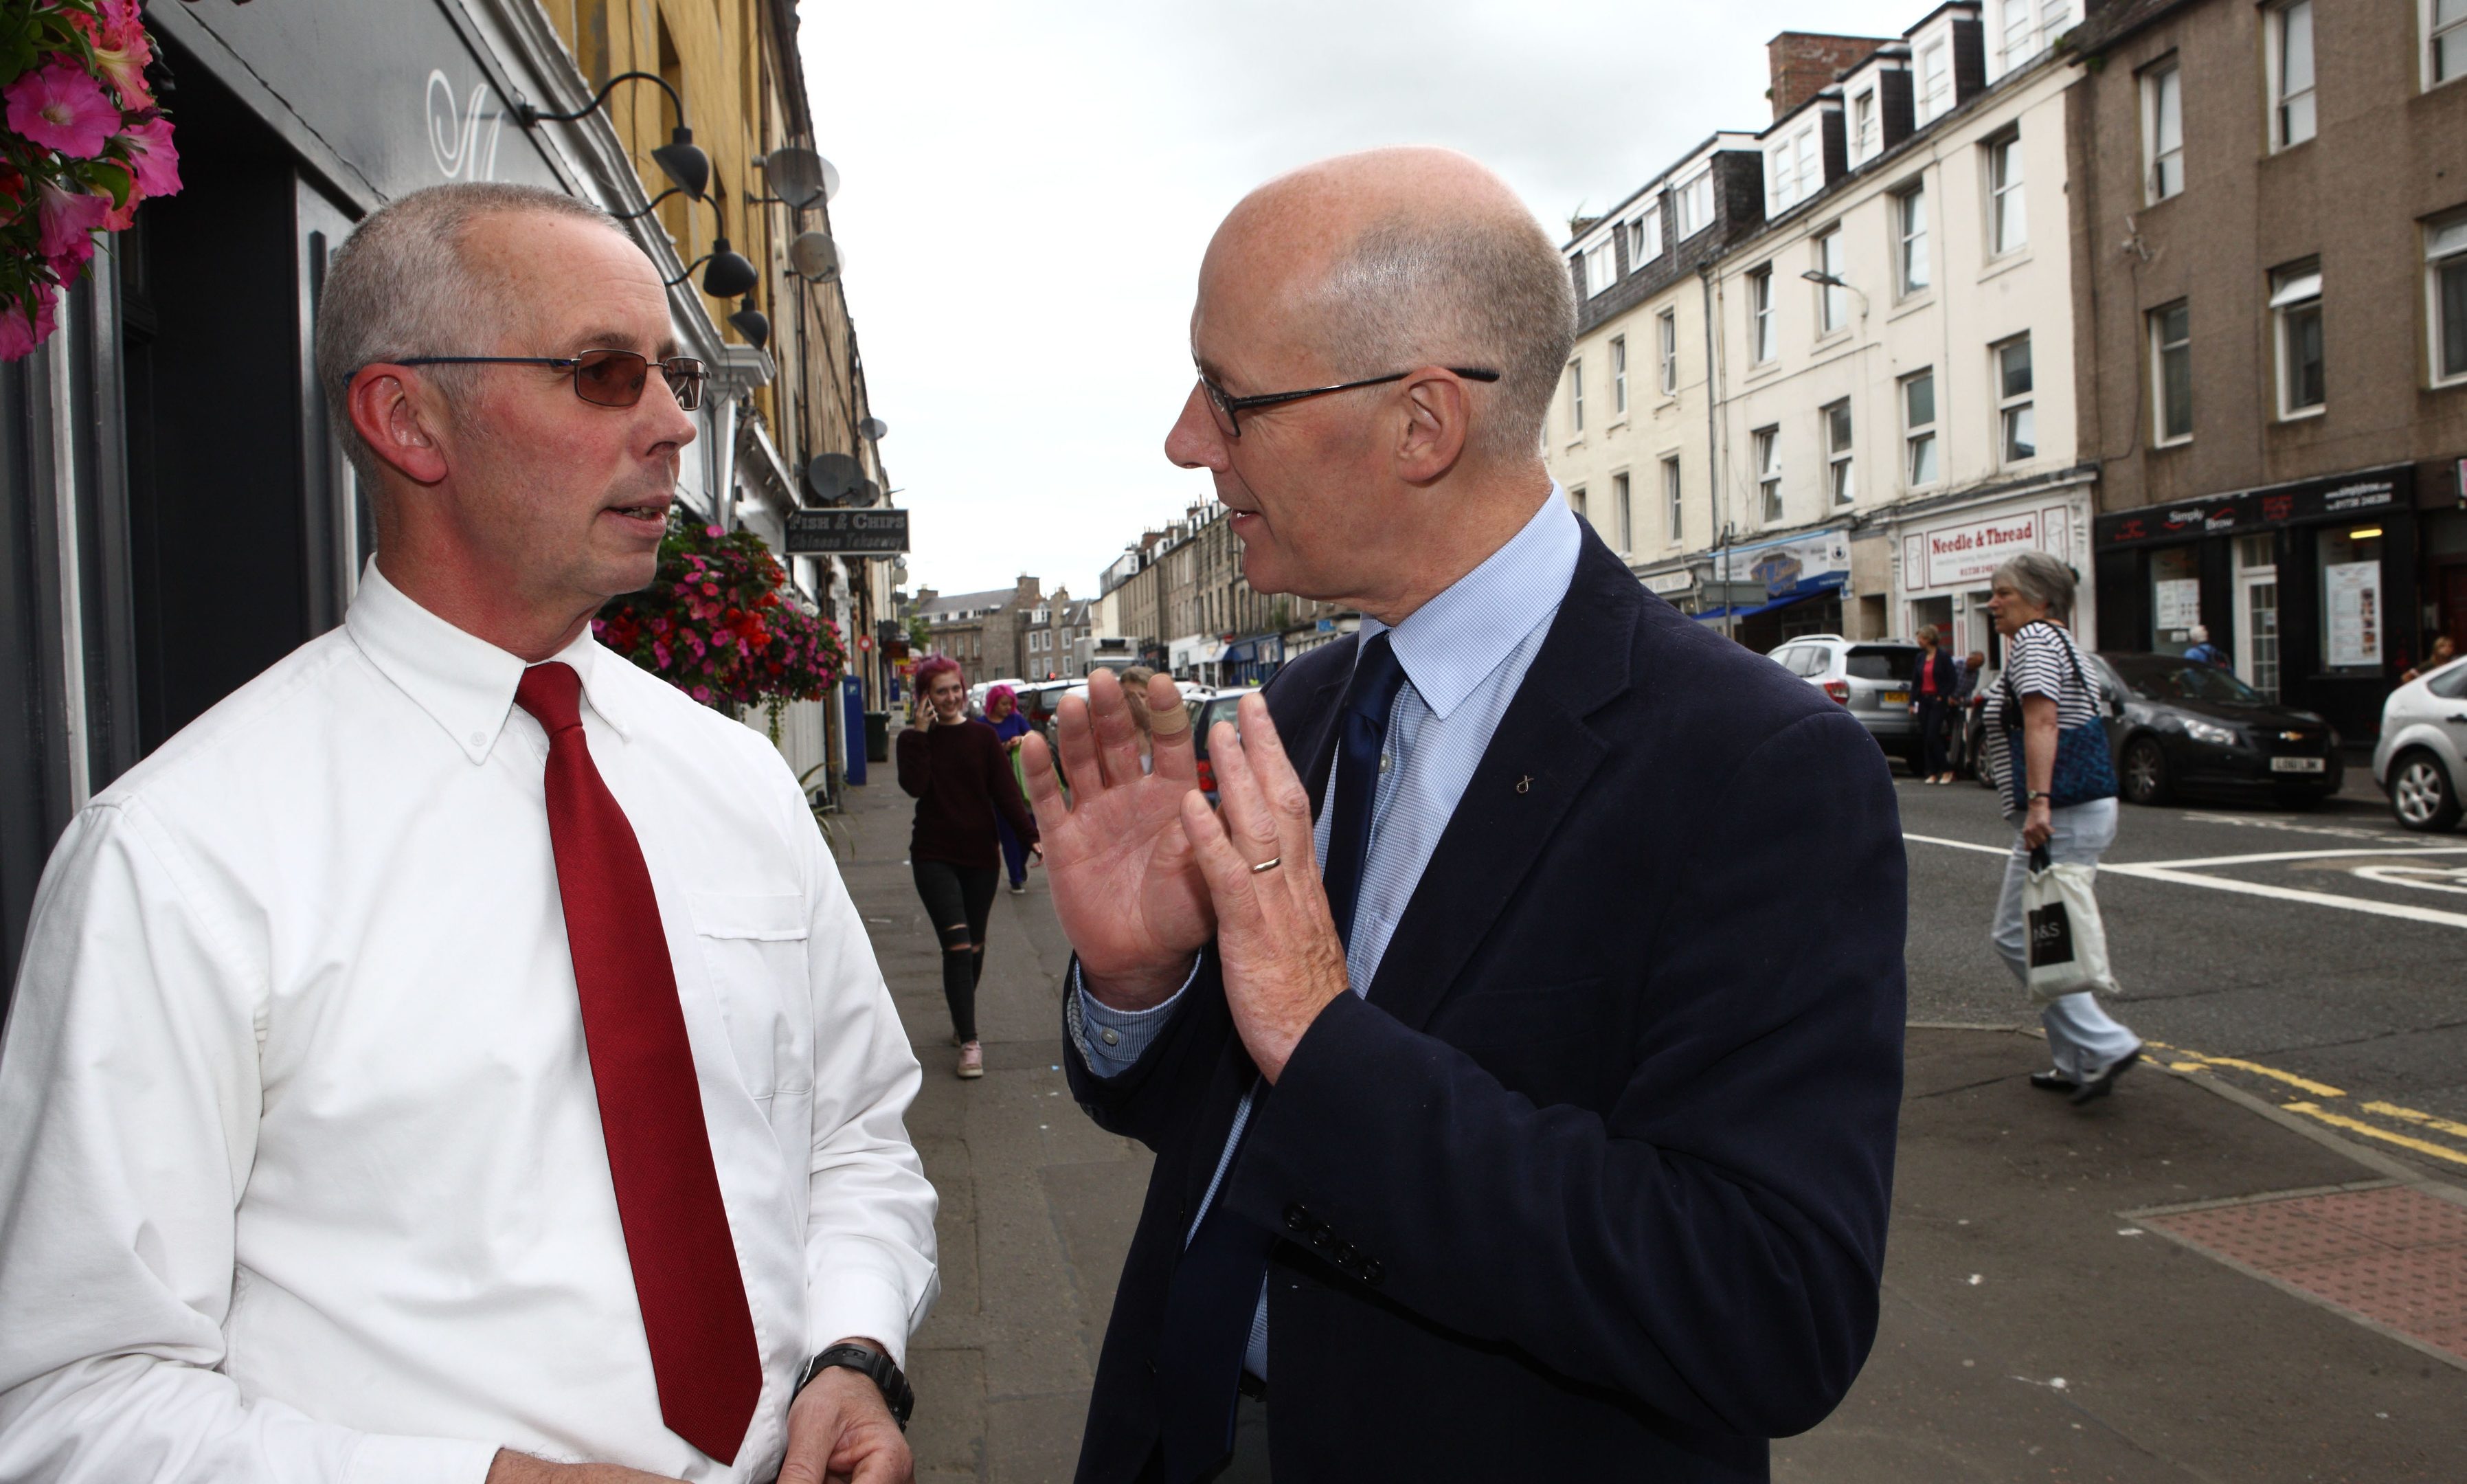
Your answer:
[898,657,1039,1079]
[1114,663,1165,773]
[2183,624,2227,667]
[1985,551,2142,1105]
[983,683,1036,895]
[1911,623,1960,785]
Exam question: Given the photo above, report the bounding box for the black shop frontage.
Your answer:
[2093,466,2418,742]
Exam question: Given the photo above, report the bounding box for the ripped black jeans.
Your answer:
[912,859,998,1042]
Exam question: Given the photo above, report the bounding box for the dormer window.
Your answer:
[1916,38,1953,123]
[1626,206,1663,270]
[1766,122,1822,214]
[1850,87,1880,165]
[1673,167,1715,239]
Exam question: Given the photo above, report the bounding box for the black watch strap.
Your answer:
[795,1343,915,1429]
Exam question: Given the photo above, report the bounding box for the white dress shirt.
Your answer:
[1069,489,1581,1379]
[0,563,938,1484]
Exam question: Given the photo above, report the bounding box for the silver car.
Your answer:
[1768,636,1925,769]
[2374,657,2467,831]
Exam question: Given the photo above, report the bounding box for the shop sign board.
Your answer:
[2095,468,2410,550]
[1908,510,2044,590]
[785,508,909,554]
[1718,528,1850,597]
[1643,570,1696,596]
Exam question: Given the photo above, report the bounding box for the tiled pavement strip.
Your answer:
[834,763,2467,1481]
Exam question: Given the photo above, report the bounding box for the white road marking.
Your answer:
[1900,836,2467,930]
[2351,864,2467,897]
[2178,811,2405,844]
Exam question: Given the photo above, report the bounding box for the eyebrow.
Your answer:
[570,328,681,359]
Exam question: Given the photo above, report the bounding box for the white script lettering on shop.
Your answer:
[427,71,506,183]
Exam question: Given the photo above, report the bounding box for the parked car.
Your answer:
[2374,656,2467,831]
[1766,636,1924,772]
[2094,652,2343,807]
[967,677,1027,718]
[1187,685,1263,800]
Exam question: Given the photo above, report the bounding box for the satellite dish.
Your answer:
[788,231,840,283]
[760,147,838,210]
[853,477,883,508]
[804,451,861,504]
[859,416,889,442]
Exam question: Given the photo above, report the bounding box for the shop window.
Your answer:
[1749,267,1777,363]
[2142,59,2184,202]
[1902,368,1939,486]
[1994,335,2036,464]
[2268,1,2317,150]
[1824,399,1856,506]
[2317,526,2385,674]
[2429,213,2467,386]
[1754,426,1783,524]
[2150,546,2202,655]
[2270,262,2324,416]
[2150,301,2192,443]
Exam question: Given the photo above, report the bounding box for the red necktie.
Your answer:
[515,662,761,1463]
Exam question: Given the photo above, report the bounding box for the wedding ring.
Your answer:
[1250,855,1283,874]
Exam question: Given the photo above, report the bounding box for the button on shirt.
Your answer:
[1069,490,1581,1379]
[0,563,939,1483]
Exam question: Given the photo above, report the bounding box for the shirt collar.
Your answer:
[1357,486,1581,721]
[346,560,637,765]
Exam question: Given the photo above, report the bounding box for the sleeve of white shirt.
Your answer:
[790,781,942,1367]
[0,802,501,1484]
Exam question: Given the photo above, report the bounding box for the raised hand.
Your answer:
[1020,669,1214,1006]
[1175,695,1349,1082]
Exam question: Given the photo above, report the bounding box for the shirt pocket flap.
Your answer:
[688,891,810,941]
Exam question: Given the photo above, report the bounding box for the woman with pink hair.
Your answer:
[896,657,1038,1079]
[982,684,1037,894]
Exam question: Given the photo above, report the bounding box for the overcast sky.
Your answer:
[801,0,1925,603]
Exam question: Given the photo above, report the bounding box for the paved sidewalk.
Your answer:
[836,770,2466,1483]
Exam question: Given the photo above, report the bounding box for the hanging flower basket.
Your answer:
[1,1,181,360]
[596,513,846,713]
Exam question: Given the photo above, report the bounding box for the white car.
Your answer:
[2374,657,2467,831]
[967,677,1028,717]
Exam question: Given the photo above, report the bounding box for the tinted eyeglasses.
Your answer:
[390,348,707,412]
[1199,366,1500,438]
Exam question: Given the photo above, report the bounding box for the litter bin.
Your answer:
[865,710,890,764]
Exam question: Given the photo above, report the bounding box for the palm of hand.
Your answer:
[1041,768,1214,982]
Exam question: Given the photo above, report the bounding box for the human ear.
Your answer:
[346,366,451,486]
[1394,368,1470,485]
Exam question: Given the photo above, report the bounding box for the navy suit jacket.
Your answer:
[1064,528,1906,1483]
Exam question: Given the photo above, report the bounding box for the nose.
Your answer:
[1164,381,1227,471]
[640,366,700,451]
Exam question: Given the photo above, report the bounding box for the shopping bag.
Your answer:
[2022,844,2115,1004]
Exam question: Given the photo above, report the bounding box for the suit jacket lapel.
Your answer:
[1362,532,1638,1033]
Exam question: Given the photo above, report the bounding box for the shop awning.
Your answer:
[1691,576,1844,624]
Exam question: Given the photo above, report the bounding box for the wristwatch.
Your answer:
[794,1344,915,1429]
[2026,789,2052,802]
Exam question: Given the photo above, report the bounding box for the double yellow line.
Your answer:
[2152,1040,2467,1169]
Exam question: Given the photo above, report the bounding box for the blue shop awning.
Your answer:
[1693,585,1841,625]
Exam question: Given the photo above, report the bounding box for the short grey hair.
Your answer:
[314,183,622,487]
[1314,212,1577,460]
[1992,550,2078,622]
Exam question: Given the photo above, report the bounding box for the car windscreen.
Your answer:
[1845,647,1917,682]
[2107,655,2265,705]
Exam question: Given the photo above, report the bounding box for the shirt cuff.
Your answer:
[1069,956,1200,1078]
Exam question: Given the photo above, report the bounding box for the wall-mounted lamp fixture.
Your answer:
[728,296,770,352]
[1800,269,1871,317]
[666,236,760,298]
[515,72,710,203]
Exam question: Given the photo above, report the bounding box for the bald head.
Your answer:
[1202,148,1575,462]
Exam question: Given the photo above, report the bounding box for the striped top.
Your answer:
[1983,619,2100,814]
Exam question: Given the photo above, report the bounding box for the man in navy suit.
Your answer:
[1021,148,1905,1484]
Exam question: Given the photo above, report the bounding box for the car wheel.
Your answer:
[2121,737,2170,806]
[2389,748,2463,833]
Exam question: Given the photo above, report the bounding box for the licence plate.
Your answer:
[1882,690,1908,705]
[2270,756,2325,773]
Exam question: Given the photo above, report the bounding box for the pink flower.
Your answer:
[74,2,155,109]
[0,283,60,362]
[37,182,109,271]
[116,116,180,199]
[5,61,123,160]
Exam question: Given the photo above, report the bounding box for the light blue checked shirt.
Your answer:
[1067,488,1580,1381]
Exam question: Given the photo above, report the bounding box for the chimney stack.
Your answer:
[1768,32,1890,120]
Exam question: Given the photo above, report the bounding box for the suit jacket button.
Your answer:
[1336,1243,1358,1268]
[1283,1204,1309,1233]
[1310,1228,1331,1250]
[1359,1259,1384,1285]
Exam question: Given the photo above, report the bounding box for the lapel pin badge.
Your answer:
[1516,774,1533,795]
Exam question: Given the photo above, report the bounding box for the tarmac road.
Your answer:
[1893,768,2467,1173]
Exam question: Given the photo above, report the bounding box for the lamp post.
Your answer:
[1800,269,1871,321]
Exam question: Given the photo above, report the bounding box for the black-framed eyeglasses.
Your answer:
[1199,366,1500,437]
[390,348,707,411]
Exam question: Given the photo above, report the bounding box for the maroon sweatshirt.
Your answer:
[894,719,1038,868]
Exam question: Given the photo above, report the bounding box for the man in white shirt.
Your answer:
[0,183,936,1483]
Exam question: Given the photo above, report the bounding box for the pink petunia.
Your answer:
[75,2,155,109]
[38,181,109,270]
[0,283,60,361]
[5,61,123,160]
[116,116,180,199]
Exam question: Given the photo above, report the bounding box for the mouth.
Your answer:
[602,492,673,531]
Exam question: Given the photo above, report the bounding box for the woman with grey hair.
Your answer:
[1984,550,2141,1105]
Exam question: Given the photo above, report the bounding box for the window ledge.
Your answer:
[1812,328,1856,350]
[1745,359,1783,381]
[2152,434,2194,450]
[1888,292,1937,324]
[2276,405,2327,423]
[1653,394,1681,411]
[1978,251,2035,284]
[2431,374,2467,392]
[1607,418,1632,434]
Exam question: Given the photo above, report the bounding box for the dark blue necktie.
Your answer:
[1156,631,1408,1484]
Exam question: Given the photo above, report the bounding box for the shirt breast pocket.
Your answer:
[688,891,813,1101]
